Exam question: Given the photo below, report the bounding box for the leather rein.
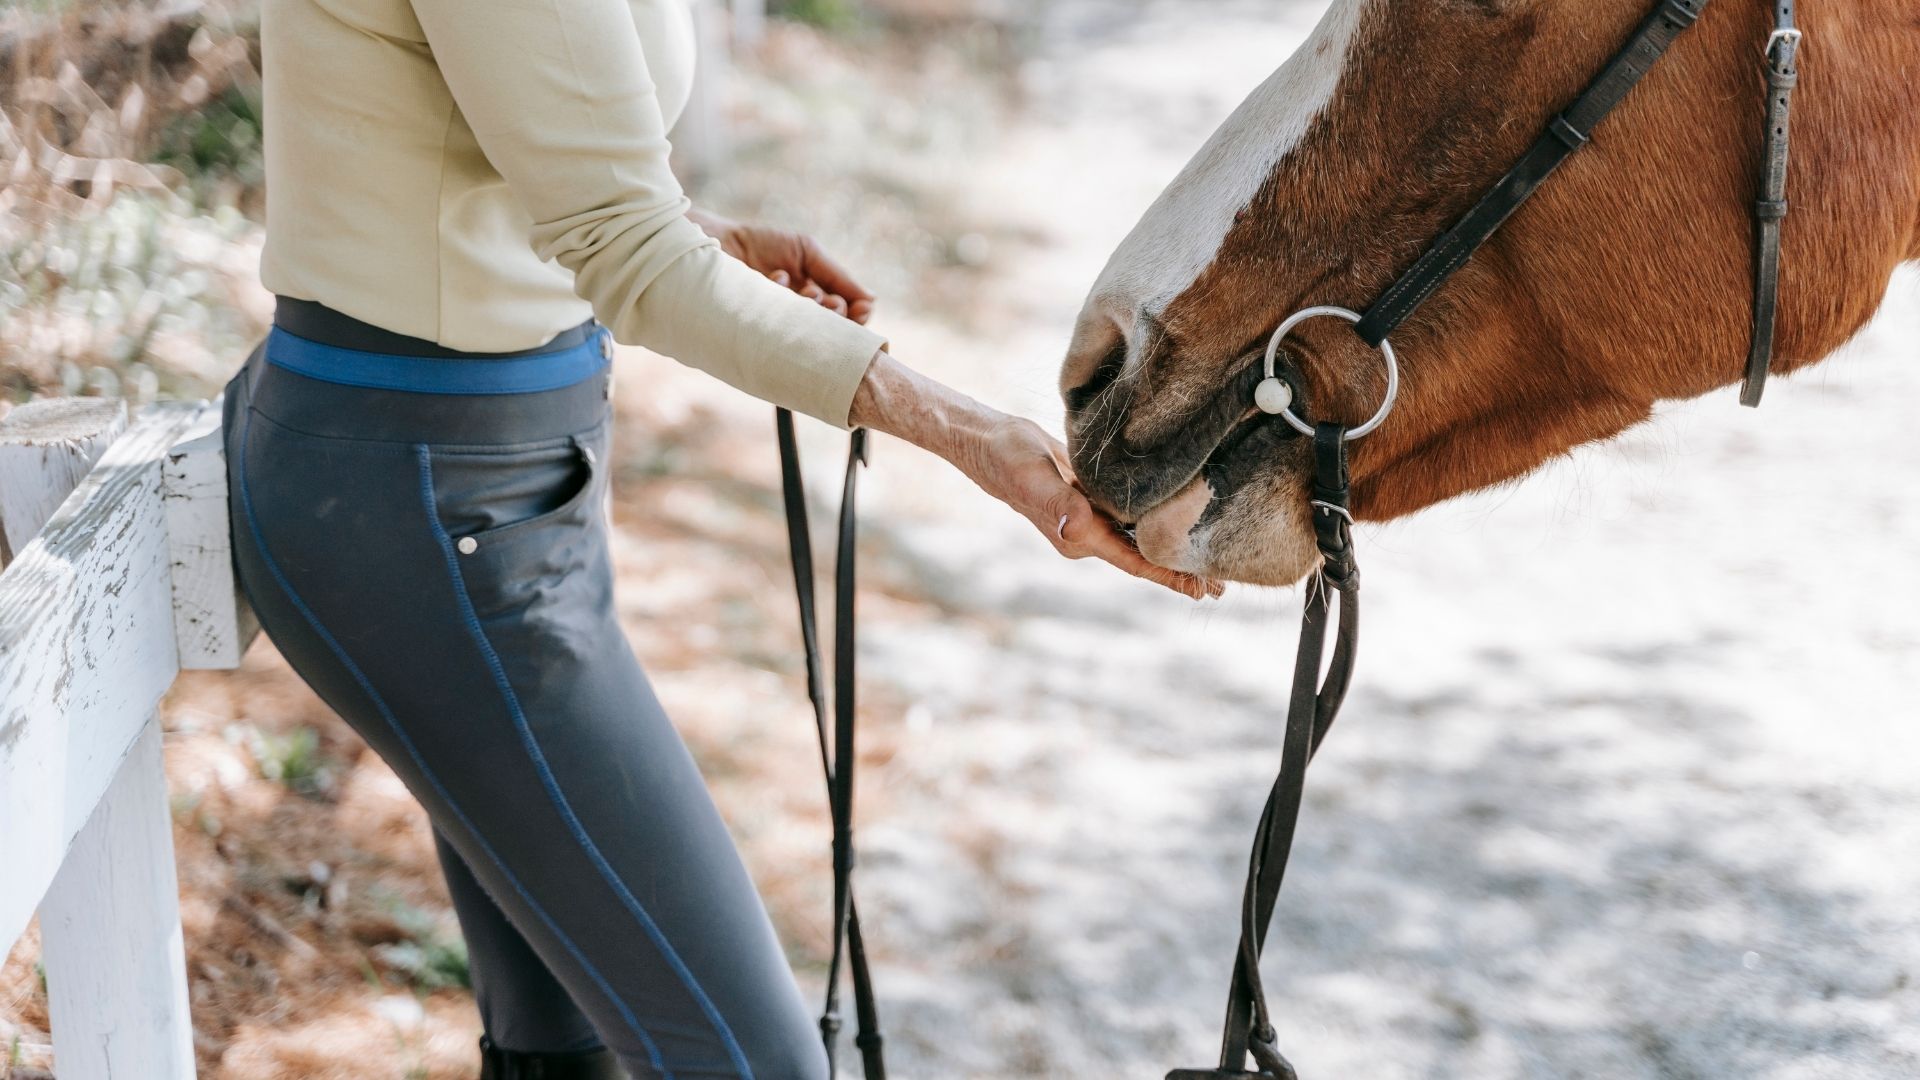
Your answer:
[771,2,1801,1077]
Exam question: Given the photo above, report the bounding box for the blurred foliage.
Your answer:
[772,0,864,31]
[151,81,263,193]
[0,2,268,403]
[371,895,473,993]
[1,190,263,402]
[238,723,339,799]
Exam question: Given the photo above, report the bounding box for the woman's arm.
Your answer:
[850,352,1220,599]
[685,211,1216,598]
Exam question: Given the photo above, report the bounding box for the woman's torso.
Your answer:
[258,0,698,353]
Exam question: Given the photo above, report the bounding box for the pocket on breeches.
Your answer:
[423,419,615,640]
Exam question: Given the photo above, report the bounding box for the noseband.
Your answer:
[773,2,1803,1077]
[1175,2,1800,1077]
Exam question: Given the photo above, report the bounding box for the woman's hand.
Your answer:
[688,209,875,324]
[849,351,1222,600]
[957,416,1224,599]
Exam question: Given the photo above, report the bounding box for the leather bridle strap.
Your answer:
[1352,0,1709,349]
[1741,0,1800,407]
[775,410,888,1080]
[1170,424,1361,1080]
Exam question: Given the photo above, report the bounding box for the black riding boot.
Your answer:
[478,1035,627,1079]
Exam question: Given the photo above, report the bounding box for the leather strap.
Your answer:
[1741,0,1800,407]
[1172,424,1361,1080]
[1353,0,1708,348]
[776,410,888,1080]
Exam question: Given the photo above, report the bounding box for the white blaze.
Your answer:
[1085,0,1373,341]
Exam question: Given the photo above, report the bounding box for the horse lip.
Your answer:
[1069,358,1279,520]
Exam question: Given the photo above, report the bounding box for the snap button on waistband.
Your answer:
[457,536,479,555]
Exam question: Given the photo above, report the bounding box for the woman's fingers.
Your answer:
[1045,488,1219,599]
[798,236,876,306]
[760,235,875,325]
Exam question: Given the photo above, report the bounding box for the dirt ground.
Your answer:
[5,1,1917,1078]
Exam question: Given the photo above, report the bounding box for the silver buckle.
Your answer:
[1766,27,1803,56]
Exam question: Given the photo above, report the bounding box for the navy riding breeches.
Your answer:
[221,301,829,1080]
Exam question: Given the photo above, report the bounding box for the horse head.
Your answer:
[1061,0,1916,586]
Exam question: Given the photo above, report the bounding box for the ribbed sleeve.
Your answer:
[405,0,886,426]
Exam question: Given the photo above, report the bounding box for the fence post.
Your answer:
[38,715,196,1080]
[673,0,732,184]
[165,407,258,669]
[0,398,215,1080]
[0,399,128,570]
[733,0,766,48]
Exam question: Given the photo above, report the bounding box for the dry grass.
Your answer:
[1,0,267,405]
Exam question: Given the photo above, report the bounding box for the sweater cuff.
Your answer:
[614,241,888,429]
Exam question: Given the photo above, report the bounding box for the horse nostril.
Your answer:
[1063,340,1127,414]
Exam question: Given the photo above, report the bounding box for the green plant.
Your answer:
[152,83,264,188]
[373,898,472,992]
[773,0,861,31]
[236,724,336,797]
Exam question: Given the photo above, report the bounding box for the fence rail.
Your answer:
[0,395,255,1080]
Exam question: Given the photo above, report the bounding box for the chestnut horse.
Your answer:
[1061,0,1919,586]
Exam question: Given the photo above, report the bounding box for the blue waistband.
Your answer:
[265,325,611,396]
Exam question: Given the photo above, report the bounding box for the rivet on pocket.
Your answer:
[457,536,479,555]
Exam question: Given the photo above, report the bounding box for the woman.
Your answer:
[222,0,1210,1076]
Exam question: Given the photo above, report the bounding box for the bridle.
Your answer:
[771,1,1803,1077]
[1177,2,1801,1077]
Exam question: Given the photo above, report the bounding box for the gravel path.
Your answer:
[832,2,1920,1076]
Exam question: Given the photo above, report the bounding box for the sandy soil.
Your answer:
[817,2,1920,1077]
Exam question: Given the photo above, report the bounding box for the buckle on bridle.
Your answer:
[1309,500,1354,526]
[1765,27,1803,56]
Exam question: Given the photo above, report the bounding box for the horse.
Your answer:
[1059,0,1918,586]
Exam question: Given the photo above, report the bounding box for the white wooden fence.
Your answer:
[0,396,256,1080]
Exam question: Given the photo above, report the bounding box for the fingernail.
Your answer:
[1056,514,1070,541]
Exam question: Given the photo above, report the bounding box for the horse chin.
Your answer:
[1132,468,1320,587]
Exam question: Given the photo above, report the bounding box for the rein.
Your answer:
[772,3,1803,1077]
[775,410,887,1080]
